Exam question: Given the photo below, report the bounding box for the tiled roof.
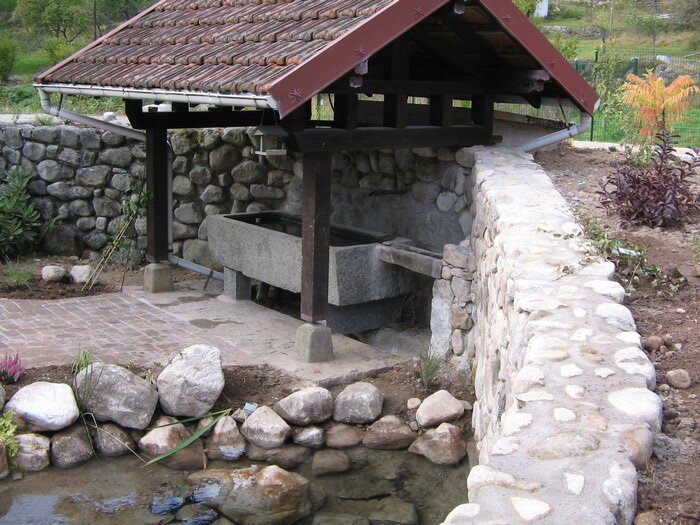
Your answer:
[40,0,390,96]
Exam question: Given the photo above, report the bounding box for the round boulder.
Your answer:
[157,344,225,417]
[408,423,467,465]
[4,381,79,431]
[41,265,69,283]
[241,406,292,449]
[138,416,205,470]
[15,433,51,472]
[274,387,333,426]
[415,390,465,427]
[332,382,383,424]
[51,425,94,469]
[362,415,416,450]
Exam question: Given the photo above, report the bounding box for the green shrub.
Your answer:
[0,32,18,80]
[44,36,77,64]
[0,169,53,260]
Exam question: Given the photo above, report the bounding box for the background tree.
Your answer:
[12,0,89,42]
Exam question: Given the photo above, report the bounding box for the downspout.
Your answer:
[38,87,223,281]
[38,87,146,142]
[518,112,592,153]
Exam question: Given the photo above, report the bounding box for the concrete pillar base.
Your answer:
[143,262,172,293]
[295,323,334,363]
[224,267,251,301]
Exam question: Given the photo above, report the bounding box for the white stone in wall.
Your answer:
[595,367,616,379]
[616,331,642,347]
[553,407,576,421]
[614,348,656,389]
[443,503,481,523]
[491,437,519,456]
[564,472,585,495]
[583,280,626,303]
[608,388,662,431]
[560,364,583,378]
[467,465,541,495]
[501,405,533,436]
[595,303,636,331]
[510,497,551,522]
[565,385,585,399]
[570,328,593,342]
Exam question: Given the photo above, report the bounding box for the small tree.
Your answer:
[620,72,699,142]
[12,0,89,42]
[0,32,17,81]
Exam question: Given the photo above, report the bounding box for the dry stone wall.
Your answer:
[438,147,662,524]
[1,120,471,264]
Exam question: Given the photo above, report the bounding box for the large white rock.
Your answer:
[595,303,636,331]
[157,344,225,417]
[241,406,292,449]
[69,265,94,284]
[415,390,465,427]
[4,382,79,431]
[332,382,383,424]
[273,387,333,426]
[608,388,662,431]
[75,363,158,429]
[41,265,69,283]
[15,433,51,472]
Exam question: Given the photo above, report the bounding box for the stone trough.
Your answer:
[207,211,431,333]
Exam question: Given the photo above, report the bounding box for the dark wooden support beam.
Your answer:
[383,38,409,128]
[291,125,485,153]
[125,99,277,129]
[429,95,453,127]
[471,95,495,142]
[145,128,169,263]
[171,102,189,112]
[280,105,307,134]
[333,94,358,130]
[300,151,332,323]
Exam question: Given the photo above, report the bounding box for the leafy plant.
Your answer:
[0,31,17,81]
[0,411,19,469]
[599,131,700,227]
[0,169,55,260]
[580,215,686,295]
[1,260,34,290]
[550,33,580,60]
[44,36,77,63]
[620,72,700,142]
[71,348,94,375]
[415,346,443,390]
[0,351,26,384]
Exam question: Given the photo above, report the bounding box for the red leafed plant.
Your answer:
[0,351,26,384]
[599,131,700,227]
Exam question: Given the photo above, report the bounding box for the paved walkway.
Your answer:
[0,281,407,386]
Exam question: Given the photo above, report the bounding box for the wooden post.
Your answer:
[300,150,332,323]
[471,95,494,143]
[383,38,409,128]
[429,95,453,127]
[145,128,169,262]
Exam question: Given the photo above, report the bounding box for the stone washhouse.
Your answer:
[30,1,664,523]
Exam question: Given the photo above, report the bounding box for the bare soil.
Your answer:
[538,145,700,525]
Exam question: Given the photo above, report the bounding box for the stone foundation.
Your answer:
[438,147,660,524]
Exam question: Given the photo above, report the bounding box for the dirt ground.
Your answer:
[537,145,700,525]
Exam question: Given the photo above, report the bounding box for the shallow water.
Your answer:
[0,447,473,524]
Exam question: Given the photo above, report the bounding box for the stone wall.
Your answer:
[0,120,471,263]
[439,147,662,524]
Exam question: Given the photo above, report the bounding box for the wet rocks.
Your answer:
[206,415,246,461]
[263,445,311,469]
[325,424,365,449]
[15,433,51,472]
[157,344,225,417]
[362,416,416,450]
[241,406,292,449]
[666,369,691,389]
[189,465,311,525]
[333,382,383,424]
[408,423,467,465]
[51,425,94,469]
[4,381,79,431]
[74,363,158,430]
[367,497,418,525]
[311,449,351,476]
[415,390,465,427]
[273,387,334,426]
[94,423,135,457]
[175,503,219,524]
[139,416,205,470]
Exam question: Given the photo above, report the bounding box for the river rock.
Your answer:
[188,465,311,525]
[206,416,246,461]
[241,406,292,449]
[362,416,416,450]
[157,344,225,417]
[415,390,465,427]
[74,363,158,429]
[138,416,205,470]
[666,369,691,389]
[94,423,135,457]
[263,445,311,469]
[311,449,351,476]
[70,265,93,284]
[325,424,365,449]
[41,265,69,283]
[293,426,325,448]
[333,382,383,424]
[408,423,467,465]
[367,497,418,525]
[51,425,94,469]
[15,433,51,472]
[4,381,79,431]
[274,387,333,426]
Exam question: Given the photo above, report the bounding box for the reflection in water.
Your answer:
[0,495,66,524]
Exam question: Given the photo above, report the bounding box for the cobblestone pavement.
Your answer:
[0,285,404,385]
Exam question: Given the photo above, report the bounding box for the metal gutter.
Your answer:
[35,83,278,111]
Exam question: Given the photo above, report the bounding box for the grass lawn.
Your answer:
[11,51,53,79]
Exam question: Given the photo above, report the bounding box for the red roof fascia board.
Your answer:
[477,0,599,114]
[36,0,168,84]
[268,0,451,118]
